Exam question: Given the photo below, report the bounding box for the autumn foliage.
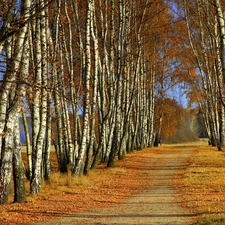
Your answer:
[154,97,184,138]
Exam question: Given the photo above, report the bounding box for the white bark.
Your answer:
[13,116,26,203]
[72,0,93,176]
[0,0,32,203]
[84,3,99,174]
[215,0,225,83]
[30,0,48,193]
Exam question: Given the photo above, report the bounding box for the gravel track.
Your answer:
[30,147,197,225]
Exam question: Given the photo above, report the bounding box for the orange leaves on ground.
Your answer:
[0,150,156,225]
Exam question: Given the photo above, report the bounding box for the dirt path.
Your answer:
[30,148,197,225]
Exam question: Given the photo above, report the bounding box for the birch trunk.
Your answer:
[43,94,52,182]
[71,0,84,161]
[91,0,116,167]
[13,117,26,203]
[0,91,23,204]
[72,0,93,177]
[51,0,68,173]
[0,112,14,204]
[147,63,155,147]
[215,0,225,85]
[214,0,225,148]
[21,107,32,179]
[0,0,31,203]
[30,1,48,193]
[107,0,126,167]
[84,3,99,174]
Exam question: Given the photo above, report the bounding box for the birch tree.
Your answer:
[176,0,225,150]
[13,114,26,203]
[30,0,48,194]
[107,0,128,167]
[215,0,225,85]
[214,0,225,147]
[83,1,100,174]
[72,0,93,177]
[0,0,32,203]
[91,0,117,167]
[0,0,178,203]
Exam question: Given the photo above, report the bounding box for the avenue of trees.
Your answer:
[0,0,224,204]
[171,0,225,149]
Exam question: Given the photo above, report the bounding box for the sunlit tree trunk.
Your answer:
[72,0,93,177]
[42,13,52,182]
[84,3,100,174]
[215,0,225,84]
[43,94,52,183]
[214,0,225,148]
[118,2,132,159]
[154,62,165,147]
[91,0,116,167]
[20,37,32,179]
[21,107,32,179]
[60,23,74,166]
[53,81,67,172]
[13,116,26,203]
[1,84,27,204]
[30,1,48,194]
[148,64,155,147]
[0,107,17,204]
[71,0,84,161]
[0,0,31,203]
[108,0,127,167]
[64,0,78,165]
[51,1,68,173]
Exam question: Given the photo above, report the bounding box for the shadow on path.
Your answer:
[29,148,197,225]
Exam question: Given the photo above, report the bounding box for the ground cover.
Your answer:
[0,148,156,224]
[174,144,225,224]
[1,141,225,225]
[32,146,196,225]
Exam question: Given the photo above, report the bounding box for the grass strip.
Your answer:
[175,144,225,225]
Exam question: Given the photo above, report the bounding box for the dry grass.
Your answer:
[2,140,225,225]
[0,148,156,225]
[174,142,225,224]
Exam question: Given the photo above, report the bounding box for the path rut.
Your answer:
[30,148,197,225]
